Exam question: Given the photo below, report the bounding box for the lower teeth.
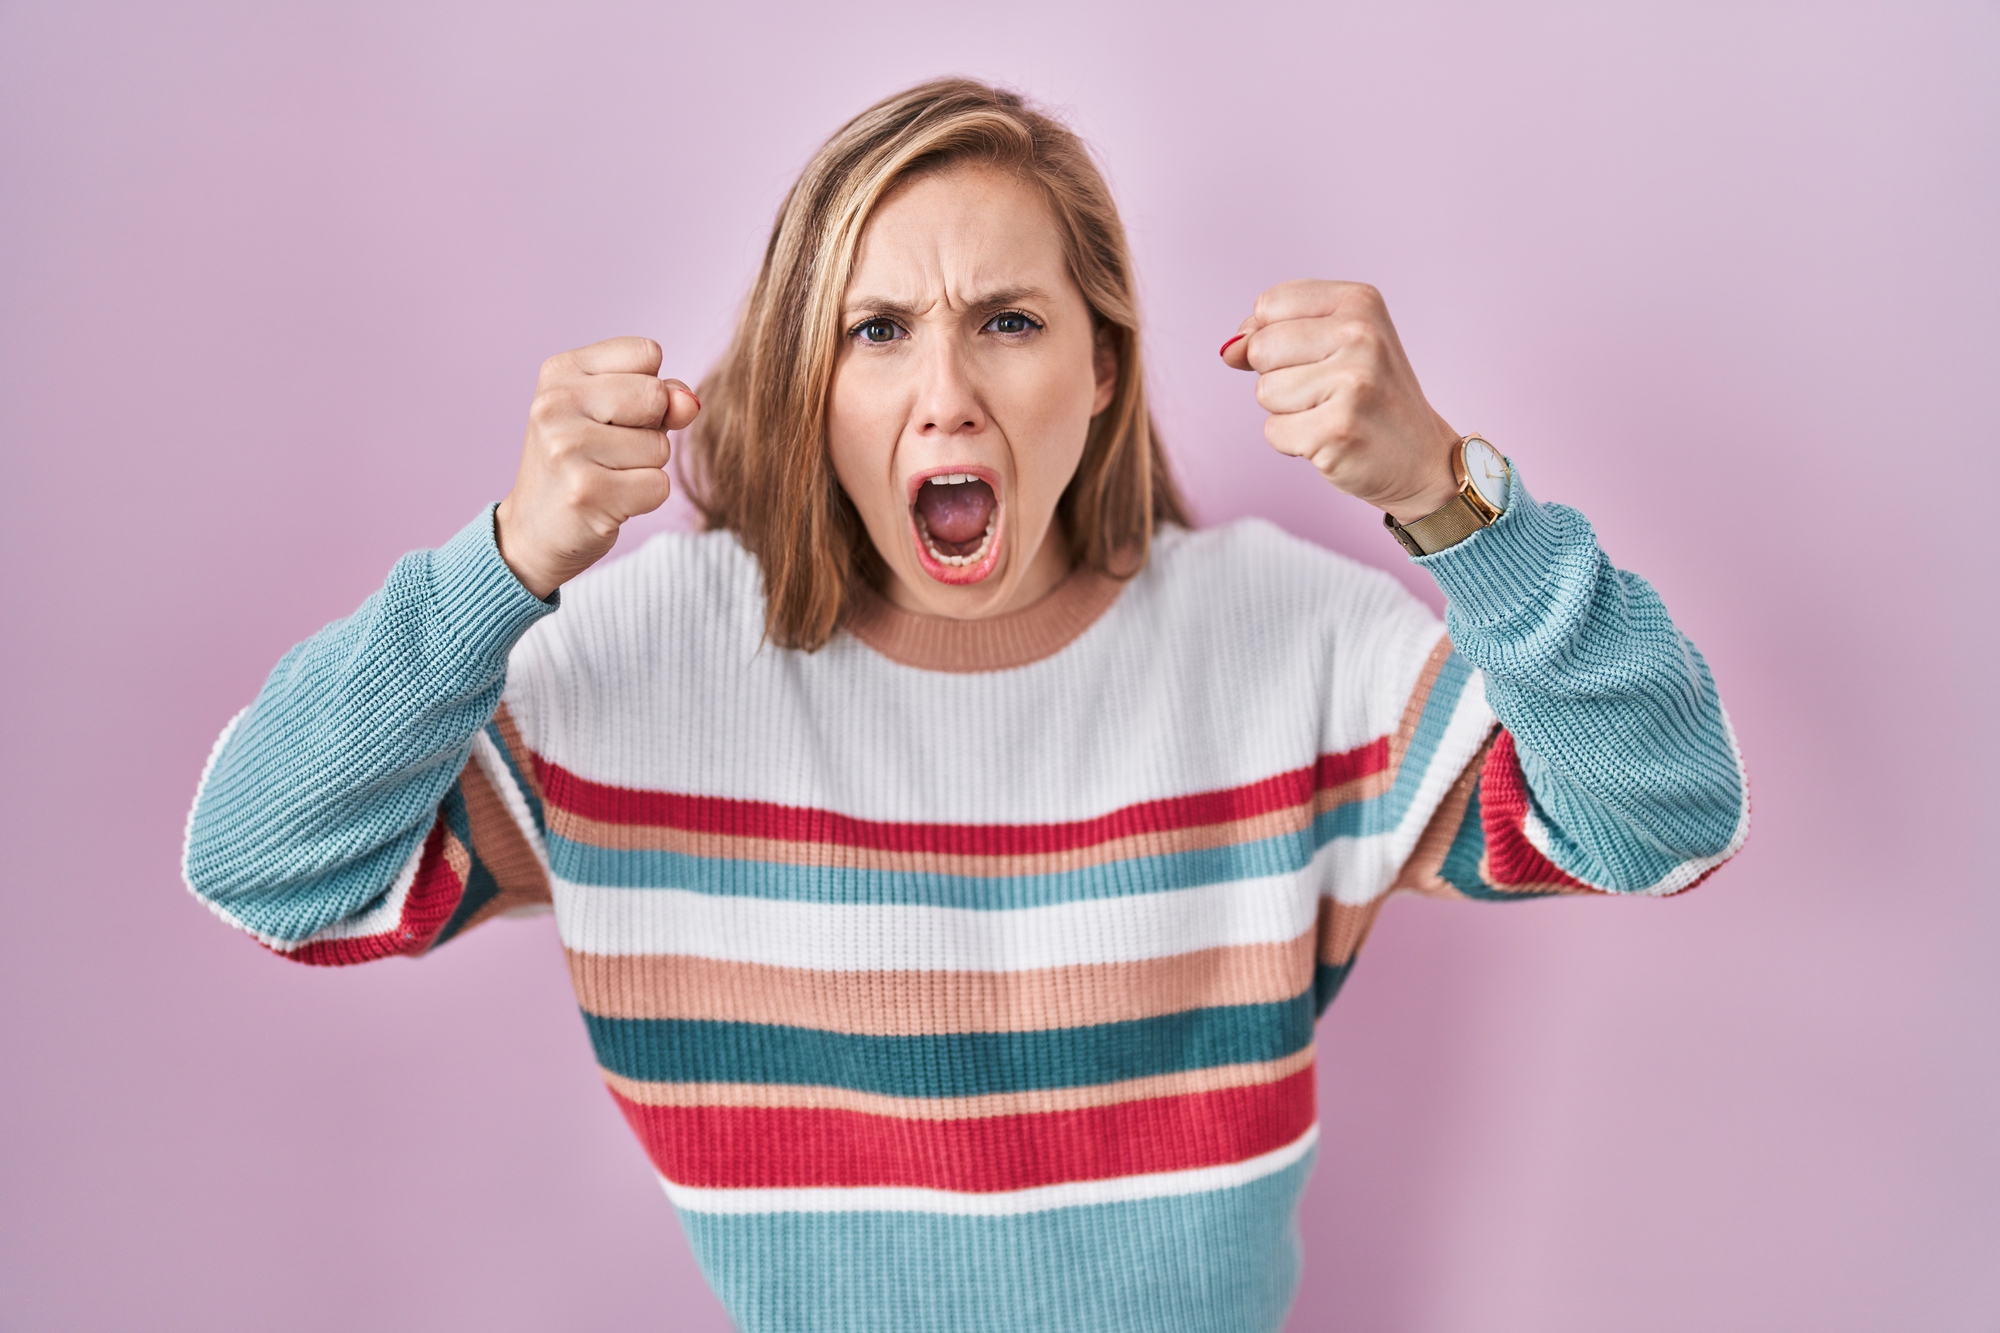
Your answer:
[919,516,995,567]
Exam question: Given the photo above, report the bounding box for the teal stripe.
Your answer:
[585,990,1315,1095]
[678,1149,1312,1333]
[547,828,1315,906]
[1312,960,1351,1016]
[548,652,1479,909]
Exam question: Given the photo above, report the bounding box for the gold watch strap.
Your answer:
[1385,434,1507,557]
[1384,492,1491,557]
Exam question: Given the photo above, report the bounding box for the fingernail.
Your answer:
[688,392,701,411]
[1219,334,1246,358]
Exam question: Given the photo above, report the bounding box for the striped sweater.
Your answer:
[183,472,1747,1332]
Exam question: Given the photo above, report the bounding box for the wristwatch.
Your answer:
[1384,434,1510,557]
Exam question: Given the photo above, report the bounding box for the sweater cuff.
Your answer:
[426,504,559,662]
[1411,470,1573,629]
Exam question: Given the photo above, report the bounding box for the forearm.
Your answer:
[184,507,555,941]
[1416,476,1747,893]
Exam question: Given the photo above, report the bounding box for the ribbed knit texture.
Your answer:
[183,472,1745,1332]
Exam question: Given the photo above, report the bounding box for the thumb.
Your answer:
[660,379,703,432]
[1218,314,1260,372]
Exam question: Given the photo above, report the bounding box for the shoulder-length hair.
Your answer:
[682,77,1190,651]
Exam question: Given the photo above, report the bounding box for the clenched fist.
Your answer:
[495,337,701,599]
[1221,281,1462,525]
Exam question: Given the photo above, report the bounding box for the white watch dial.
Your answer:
[1462,437,1509,509]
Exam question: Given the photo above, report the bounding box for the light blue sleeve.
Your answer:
[1413,470,1748,894]
[183,507,557,943]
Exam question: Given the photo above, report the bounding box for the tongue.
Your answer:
[916,478,997,552]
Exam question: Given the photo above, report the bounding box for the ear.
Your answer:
[1091,323,1119,416]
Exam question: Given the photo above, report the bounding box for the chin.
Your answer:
[908,466,1005,588]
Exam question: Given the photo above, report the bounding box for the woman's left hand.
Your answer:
[1222,280,1463,525]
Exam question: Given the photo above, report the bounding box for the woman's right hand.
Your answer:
[494,336,702,599]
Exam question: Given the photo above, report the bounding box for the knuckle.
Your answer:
[528,387,572,427]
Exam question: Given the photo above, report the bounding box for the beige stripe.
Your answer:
[441,826,472,885]
[567,931,1318,1033]
[1315,898,1385,968]
[1386,634,1456,780]
[457,756,553,929]
[600,1047,1317,1120]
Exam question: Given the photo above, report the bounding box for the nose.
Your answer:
[912,333,987,440]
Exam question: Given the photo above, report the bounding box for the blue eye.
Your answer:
[855,319,901,344]
[986,311,1038,335]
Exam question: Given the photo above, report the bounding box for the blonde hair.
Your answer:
[683,77,1189,650]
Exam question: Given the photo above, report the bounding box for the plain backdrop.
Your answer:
[2,2,1995,1329]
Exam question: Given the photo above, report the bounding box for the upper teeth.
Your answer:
[929,473,976,485]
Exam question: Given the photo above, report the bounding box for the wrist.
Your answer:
[493,496,562,601]
[1376,418,1463,524]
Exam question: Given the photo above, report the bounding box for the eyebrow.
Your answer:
[842,286,1055,320]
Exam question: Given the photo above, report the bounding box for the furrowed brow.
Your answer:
[842,286,1055,320]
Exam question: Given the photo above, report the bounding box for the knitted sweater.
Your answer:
[183,472,1746,1333]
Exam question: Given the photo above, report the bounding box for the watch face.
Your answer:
[1462,437,1509,509]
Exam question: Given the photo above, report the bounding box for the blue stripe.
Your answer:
[678,1149,1312,1333]
[547,829,1316,907]
[585,990,1316,1095]
[1312,960,1352,1016]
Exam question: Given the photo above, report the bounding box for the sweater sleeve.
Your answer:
[182,507,561,964]
[1409,471,1748,897]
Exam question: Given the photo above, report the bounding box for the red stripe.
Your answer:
[1478,730,1592,893]
[273,822,467,967]
[535,737,1389,855]
[609,1067,1316,1192]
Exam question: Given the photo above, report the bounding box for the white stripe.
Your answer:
[518,522,1435,824]
[660,1122,1319,1217]
[1522,704,1752,897]
[554,870,1320,971]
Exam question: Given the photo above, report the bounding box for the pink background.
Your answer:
[3,2,1994,1328]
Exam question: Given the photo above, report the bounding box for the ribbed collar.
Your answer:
[842,564,1127,673]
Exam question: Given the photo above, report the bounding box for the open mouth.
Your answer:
[910,469,1002,584]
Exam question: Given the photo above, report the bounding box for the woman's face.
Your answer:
[828,165,1116,618]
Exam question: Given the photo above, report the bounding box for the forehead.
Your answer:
[845,165,1072,301]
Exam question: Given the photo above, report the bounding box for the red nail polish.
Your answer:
[689,392,701,411]
[1219,334,1246,358]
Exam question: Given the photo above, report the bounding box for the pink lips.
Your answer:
[907,465,1004,585]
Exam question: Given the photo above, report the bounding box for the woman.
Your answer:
[184,79,1746,1332]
